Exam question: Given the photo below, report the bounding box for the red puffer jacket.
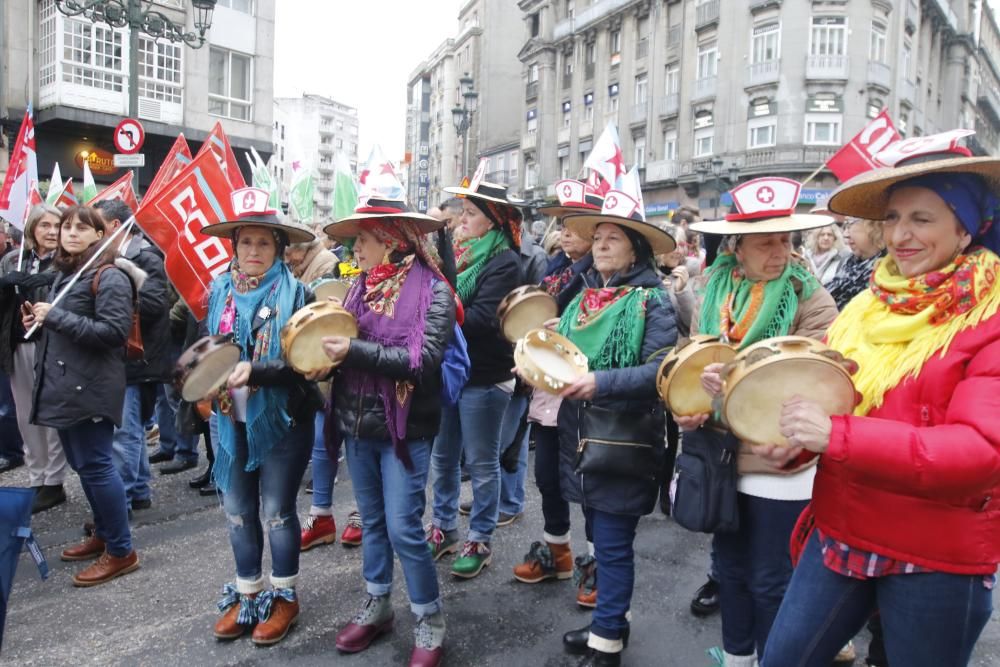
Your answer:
[810,309,1000,575]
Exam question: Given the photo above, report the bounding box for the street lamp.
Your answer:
[451,72,479,179]
[698,157,740,219]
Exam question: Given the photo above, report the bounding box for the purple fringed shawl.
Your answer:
[340,257,437,468]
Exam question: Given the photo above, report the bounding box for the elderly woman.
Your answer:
[826,217,886,309]
[677,179,839,667]
[198,191,322,646]
[656,224,699,337]
[548,192,676,667]
[758,142,1000,667]
[427,180,522,579]
[0,204,63,512]
[803,224,849,285]
[284,234,339,285]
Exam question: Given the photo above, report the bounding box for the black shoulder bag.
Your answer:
[671,427,740,533]
[574,403,663,481]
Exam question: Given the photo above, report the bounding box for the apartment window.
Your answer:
[633,135,646,169]
[62,19,124,91]
[566,0,575,20]
[636,17,649,57]
[138,37,181,103]
[665,64,679,94]
[634,73,648,104]
[559,156,570,179]
[336,138,343,149]
[509,150,519,181]
[217,0,253,12]
[697,43,718,79]
[209,47,252,120]
[526,110,538,135]
[869,22,887,63]
[898,111,909,137]
[751,23,780,63]
[562,101,572,128]
[529,13,540,37]
[901,41,912,77]
[583,91,595,121]
[586,43,596,65]
[804,113,842,145]
[747,117,777,148]
[810,16,847,56]
[497,154,506,175]
[610,29,621,55]
[525,161,538,188]
[663,130,677,160]
[528,63,539,82]
[564,55,574,77]
[694,128,714,157]
[608,83,619,114]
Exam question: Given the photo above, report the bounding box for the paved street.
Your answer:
[2,444,998,667]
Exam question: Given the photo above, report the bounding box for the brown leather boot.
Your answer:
[251,593,299,645]
[214,591,258,640]
[513,540,574,583]
[61,536,106,562]
[72,550,139,587]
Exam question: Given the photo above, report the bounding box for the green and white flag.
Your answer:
[332,152,357,221]
[289,166,314,223]
[247,147,280,209]
[45,163,63,205]
[81,159,99,203]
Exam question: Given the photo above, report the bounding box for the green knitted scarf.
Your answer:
[455,228,510,303]
[557,286,660,371]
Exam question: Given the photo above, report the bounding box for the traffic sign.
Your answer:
[113,153,146,168]
[114,118,145,154]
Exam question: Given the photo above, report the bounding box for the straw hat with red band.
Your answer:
[690,177,832,235]
[537,178,606,217]
[323,196,444,239]
[563,189,677,255]
[443,179,526,207]
[200,187,316,244]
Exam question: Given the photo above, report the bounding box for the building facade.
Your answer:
[1,0,276,192]
[404,0,524,212]
[517,0,1000,218]
[273,94,359,219]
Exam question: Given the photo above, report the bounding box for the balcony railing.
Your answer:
[746,60,780,87]
[806,54,849,80]
[553,0,639,41]
[316,178,334,191]
[526,81,539,100]
[899,78,916,104]
[578,118,594,137]
[318,143,334,155]
[630,102,647,124]
[522,132,538,149]
[645,159,679,183]
[904,0,919,33]
[693,76,717,100]
[585,62,595,79]
[737,145,838,172]
[695,0,720,29]
[666,25,681,48]
[558,126,572,144]
[867,61,892,90]
[659,93,679,117]
[979,84,1000,123]
[563,74,572,89]
[317,161,334,173]
[636,39,648,59]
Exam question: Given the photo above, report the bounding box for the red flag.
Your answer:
[0,109,39,229]
[585,170,610,197]
[825,109,900,182]
[88,171,140,212]
[195,122,246,191]
[135,149,235,320]
[53,178,79,209]
[145,134,193,202]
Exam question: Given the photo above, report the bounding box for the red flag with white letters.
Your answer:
[135,149,235,320]
[195,122,246,191]
[87,171,140,212]
[0,109,39,229]
[825,109,900,182]
[144,134,193,202]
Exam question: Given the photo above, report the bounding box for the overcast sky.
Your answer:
[273,1,461,165]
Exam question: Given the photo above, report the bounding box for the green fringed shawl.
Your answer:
[455,228,510,303]
[557,286,660,370]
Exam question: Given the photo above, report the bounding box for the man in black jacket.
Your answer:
[94,200,174,511]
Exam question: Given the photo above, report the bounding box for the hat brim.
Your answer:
[200,218,315,244]
[827,157,1000,220]
[536,204,602,218]
[443,185,525,207]
[689,214,833,236]
[323,213,444,239]
[563,213,676,255]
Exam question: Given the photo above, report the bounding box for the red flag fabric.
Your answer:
[825,109,900,182]
[53,178,78,209]
[0,109,39,229]
[145,134,192,202]
[87,171,140,212]
[135,149,235,320]
[195,122,246,191]
[585,170,610,197]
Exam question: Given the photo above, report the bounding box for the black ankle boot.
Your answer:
[579,649,621,666]
[563,625,630,656]
[189,467,212,489]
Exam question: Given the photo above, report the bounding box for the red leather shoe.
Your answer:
[61,535,105,562]
[335,595,393,653]
[340,510,363,547]
[301,514,336,551]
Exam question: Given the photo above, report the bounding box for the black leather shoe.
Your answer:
[32,484,67,513]
[563,625,629,656]
[131,497,153,511]
[578,649,621,666]
[189,468,212,489]
[160,459,197,475]
[690,577,720,617]
[199,482,218,496]
[149,451,173,464]
[0,456,24,473]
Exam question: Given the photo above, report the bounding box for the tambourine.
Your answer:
[280,301,359,374]
[656,335,736,416]
[720,336,858,446]
[173,335,241,403]
[514,328,589,395]
[312,278,354,303]
[496,285,558,343]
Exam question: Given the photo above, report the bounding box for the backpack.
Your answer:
[440,322,470,406]
[91,264,144,361]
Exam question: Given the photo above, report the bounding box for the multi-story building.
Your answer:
[405,0,523,212]
[1,0,276,193]
[273,94,359,219]
[517,0,1000,218]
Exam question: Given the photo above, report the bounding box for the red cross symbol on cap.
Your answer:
[756,186,775,204]
[563,184,573,198]
[605,195,619,208]
[242,191,257,211]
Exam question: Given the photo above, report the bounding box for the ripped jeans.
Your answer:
[220,419,313,587]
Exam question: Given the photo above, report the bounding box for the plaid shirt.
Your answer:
[818,529,995,590]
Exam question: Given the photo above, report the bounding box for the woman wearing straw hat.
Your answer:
[547,186,677,667]
[199,188,323,646]
[677,177,838,667]
[757,135,1000,667]
[825,217,886,310]
[320,197,454,667]
[427,179,522,580]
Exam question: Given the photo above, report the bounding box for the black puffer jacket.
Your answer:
[0,250,56,373]
[557,263,677,517]
[461,248,520,386]
[333,279,455,442]
[31,262,133,429]
[121,236,172,384]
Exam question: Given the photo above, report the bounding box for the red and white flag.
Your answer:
[584,122,626,189]
[144,134,193,202]
[825,109,900,182]
[194,122,246,191]
[88,171,140,212]
[52,178,78,209]
[135,149,236,320]
[0,109,39,229]
[585,170,610,197]
[358,144,404,199]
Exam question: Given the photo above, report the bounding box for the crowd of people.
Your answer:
[1,131,998,667]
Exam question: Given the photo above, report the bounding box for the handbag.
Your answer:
[574,403,663,481]
[671,427,740,534]
[92,264,143,360]
[440,322,471,407]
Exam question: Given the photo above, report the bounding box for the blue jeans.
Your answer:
[431,384,511,543]
[0,371,23,463]
[220,419,313,582]
[154,383,198,463]
[762,532,994,667]
[111,385,152,506]
[533,424,571,537]
[59,419,132,556]
[309,411,340,509]
[713,493,809,658]
[499,393,529,516]
[346,436,441,616]
[586,507,641,643]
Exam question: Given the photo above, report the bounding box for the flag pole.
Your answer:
[799,163,827,189]
[23,217,135,339]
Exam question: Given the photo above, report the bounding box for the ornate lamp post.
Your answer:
[698,157,740,218]
[450,72,479,178]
